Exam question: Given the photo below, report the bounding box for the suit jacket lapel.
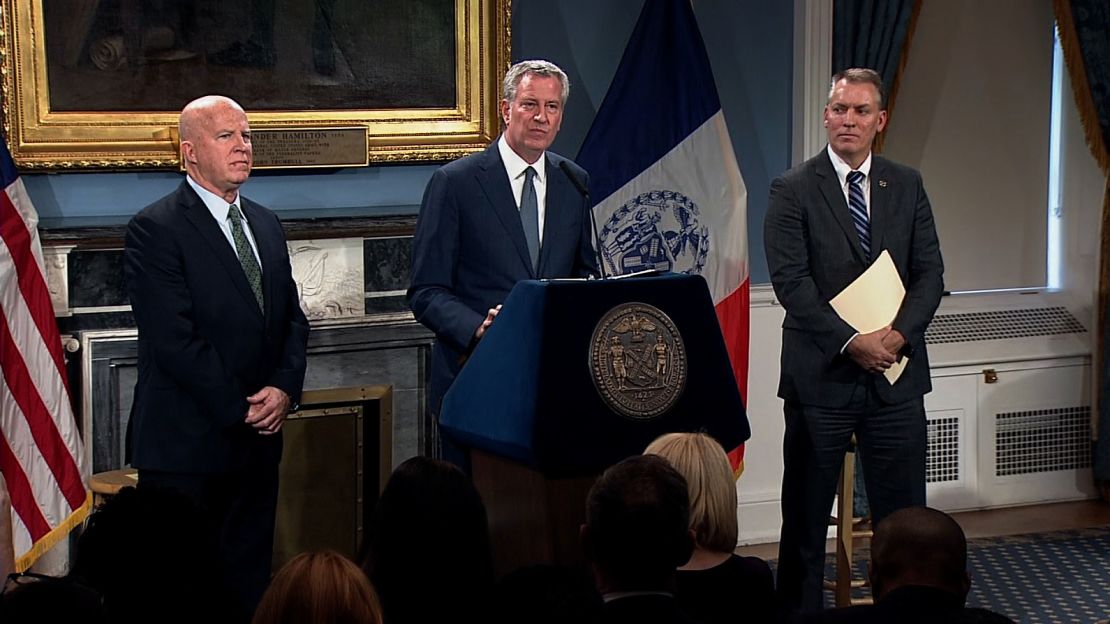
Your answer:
[180,183,265,320]
[475,143,534,277]
[538,154,572,277]
[814,152,869,265]
[868,157,889,260]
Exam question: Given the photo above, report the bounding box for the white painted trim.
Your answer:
[737,498,786,545]
[365,289,408,299]
[71,305,132,315]
[792,0,833,164]
[79,329,138,475]
[750,283,778,307]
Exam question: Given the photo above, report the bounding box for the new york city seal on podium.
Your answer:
[589,302,687,420]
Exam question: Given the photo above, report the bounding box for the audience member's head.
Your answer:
[252,550,381,624]
[582,455,693,593]
[493,564,603,624]
[0,574,105,623]
[363,456,494,624]
[69,484,229,623]
[869,506,970,601]
[645,432,738,555]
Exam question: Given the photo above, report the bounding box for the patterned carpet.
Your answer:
[821,527,1110,623]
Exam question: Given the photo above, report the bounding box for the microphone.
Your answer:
[559,160,609,279]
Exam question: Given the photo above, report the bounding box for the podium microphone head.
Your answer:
[558,160,609,280]
[559,160,590,199]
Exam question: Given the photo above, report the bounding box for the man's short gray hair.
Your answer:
[828,67,886,109]
[502,60,570,105]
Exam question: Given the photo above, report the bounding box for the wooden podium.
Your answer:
[471,449,595,575]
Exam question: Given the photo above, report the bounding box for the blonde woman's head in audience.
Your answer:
[644,432,738,554]
[252,550,382,624]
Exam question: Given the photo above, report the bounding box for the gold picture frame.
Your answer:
[0,0,510,169]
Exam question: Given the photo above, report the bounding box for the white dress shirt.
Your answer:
[186,175,263,271]
[497,135,548,245]
[827,144,873,217]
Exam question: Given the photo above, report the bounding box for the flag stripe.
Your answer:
[0,368,73,532]
[714,279,750,403]
[0,423,52,540]
[717,281,749,477]
[726,444,745,478]
[0,305,85,511]
[9,511,33,564]
[0,185,69,384]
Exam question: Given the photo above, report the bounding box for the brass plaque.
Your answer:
[251,127,369,169]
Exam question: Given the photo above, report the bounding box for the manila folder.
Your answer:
[829,250,907,384]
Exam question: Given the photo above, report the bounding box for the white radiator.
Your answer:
[923,291,1096,510]
[735,288,1097,545]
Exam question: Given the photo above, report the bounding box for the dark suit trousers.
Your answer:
[139,464,279,623]
[776,380,926,613]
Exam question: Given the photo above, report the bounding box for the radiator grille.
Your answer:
[926,416,960,483]
[995,407,1091,476]
[925,306,1086,344]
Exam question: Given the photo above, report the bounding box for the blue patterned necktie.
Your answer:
[520,166,540,272]
[227,204,264,311]
[846,170,870,257]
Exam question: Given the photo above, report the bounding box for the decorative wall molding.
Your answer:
[43,243,75,316]
[792,0,833,164]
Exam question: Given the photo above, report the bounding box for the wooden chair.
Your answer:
[88,468,138,508]
[824,439,874,607]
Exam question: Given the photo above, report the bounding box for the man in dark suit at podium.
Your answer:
[124,95,309,620]
[764,68,944,613]
[408,59,599,463]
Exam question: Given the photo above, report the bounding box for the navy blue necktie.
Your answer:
[847,170,870,257]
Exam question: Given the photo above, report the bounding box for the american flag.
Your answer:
[0,138,90,571]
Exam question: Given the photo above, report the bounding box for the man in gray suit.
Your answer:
[764,68,944,613]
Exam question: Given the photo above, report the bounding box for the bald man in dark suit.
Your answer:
[125,95,309,620]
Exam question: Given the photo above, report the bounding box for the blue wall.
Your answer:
[24,165,439,226]
[25,0,792,283]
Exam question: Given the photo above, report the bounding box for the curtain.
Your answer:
[832,0,922,152]
[1054,0,1110,497]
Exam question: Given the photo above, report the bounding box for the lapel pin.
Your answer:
[878,179,888,188]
